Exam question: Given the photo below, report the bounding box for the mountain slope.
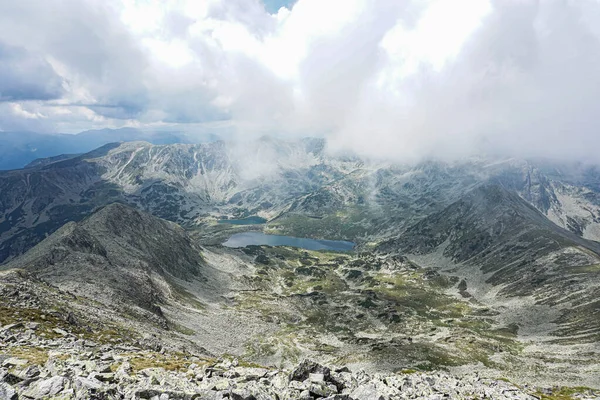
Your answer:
[4,203,207,322]
[379,183,600,345]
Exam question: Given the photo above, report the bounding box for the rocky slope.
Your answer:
[4,257,587,400]
[3,202,212,326]
[0,266,587,400]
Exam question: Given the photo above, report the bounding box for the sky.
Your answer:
[1,0,600,162]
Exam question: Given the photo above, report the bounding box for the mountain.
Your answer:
[1,139,599,265]
[4,202,207,323]
[2,138,600,390]
[0,127,219,170]
[380,183,600,345]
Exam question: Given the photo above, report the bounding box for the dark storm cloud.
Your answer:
[0,42,64,102]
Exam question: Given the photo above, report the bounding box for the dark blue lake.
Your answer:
[223,232,355,252]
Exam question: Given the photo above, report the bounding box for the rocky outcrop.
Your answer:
[0,324,548,400]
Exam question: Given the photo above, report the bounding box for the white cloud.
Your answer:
[1,0,600,162]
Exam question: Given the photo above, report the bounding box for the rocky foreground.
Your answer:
[2,322,598,400]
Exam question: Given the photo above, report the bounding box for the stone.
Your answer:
[17,365,40,380]
[235,367,270,381]
[25,322,40,330]
[213,379,230,391]
[290,360,331,382]
[0,382,17,400]
[52,328,69,336]
[1,323,23,331]
[23,376,67,398]
[1,372,24,385]
[74,376,103,391]
[309,382,337,398]
[95,372,116,383]
[350,383,387,400]
[2,358,28,368]
[230,387,257,400]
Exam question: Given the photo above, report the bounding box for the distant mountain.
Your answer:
[0,138,599,265]
[0,127,219,170]
[3,138,599,264]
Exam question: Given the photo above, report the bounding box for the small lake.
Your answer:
[218,216,267,225]
[223,232,355,252]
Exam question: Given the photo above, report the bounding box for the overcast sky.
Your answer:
[1,0,600,161]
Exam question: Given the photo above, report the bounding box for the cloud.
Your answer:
[1,0,600,162]
[0,42,64,102]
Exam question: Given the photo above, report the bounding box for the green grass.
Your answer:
[536,386,597,400]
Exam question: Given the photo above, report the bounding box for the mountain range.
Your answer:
[0,127,220,170]
[1,137,600,394]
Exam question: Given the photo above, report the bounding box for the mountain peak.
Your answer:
[6,203,206,318]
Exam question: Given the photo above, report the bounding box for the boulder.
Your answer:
[290,360,331,382]
[0,382,17,400]
[22,376,68,398]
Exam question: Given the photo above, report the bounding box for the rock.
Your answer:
[23,376,67,398]
[17,365,40,380]
[230,387,257,400]
[74,376,103,391]
[0,382,17,400]
[52,328,69,336]
[213,379,230,391]
[2,358,28,368]
[298,390,313,399]
[94,372,116,383]
[235,367,270,381]
[1,323,23,331]
[290,360,331,382]
[350,383,387,400]
[1,372,24,385]
[309,382,337,397]
[289,380,309,391]
[329,371,354,392]
[25,322,40,330]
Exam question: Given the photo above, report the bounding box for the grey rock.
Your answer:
[23,376,67,398]
[2,358,28,368]
[290,360,331,383]
[0,382,17,400]
[1,323,23,331]
[74,376,103,391]
[350,383,387,400]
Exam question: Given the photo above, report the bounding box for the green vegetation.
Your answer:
[536,386,596,400]
[230,246,523,371]
[266,207,373,241]
[218,216,267,225]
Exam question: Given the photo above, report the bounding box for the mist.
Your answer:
[1,0,600,163]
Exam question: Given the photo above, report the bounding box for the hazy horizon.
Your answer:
[2,0,600,163]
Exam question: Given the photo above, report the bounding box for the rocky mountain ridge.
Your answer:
[1,139,599,266]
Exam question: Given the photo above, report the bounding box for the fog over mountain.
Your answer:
[2,0,600,163]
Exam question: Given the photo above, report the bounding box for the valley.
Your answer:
[1,138,600,398]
